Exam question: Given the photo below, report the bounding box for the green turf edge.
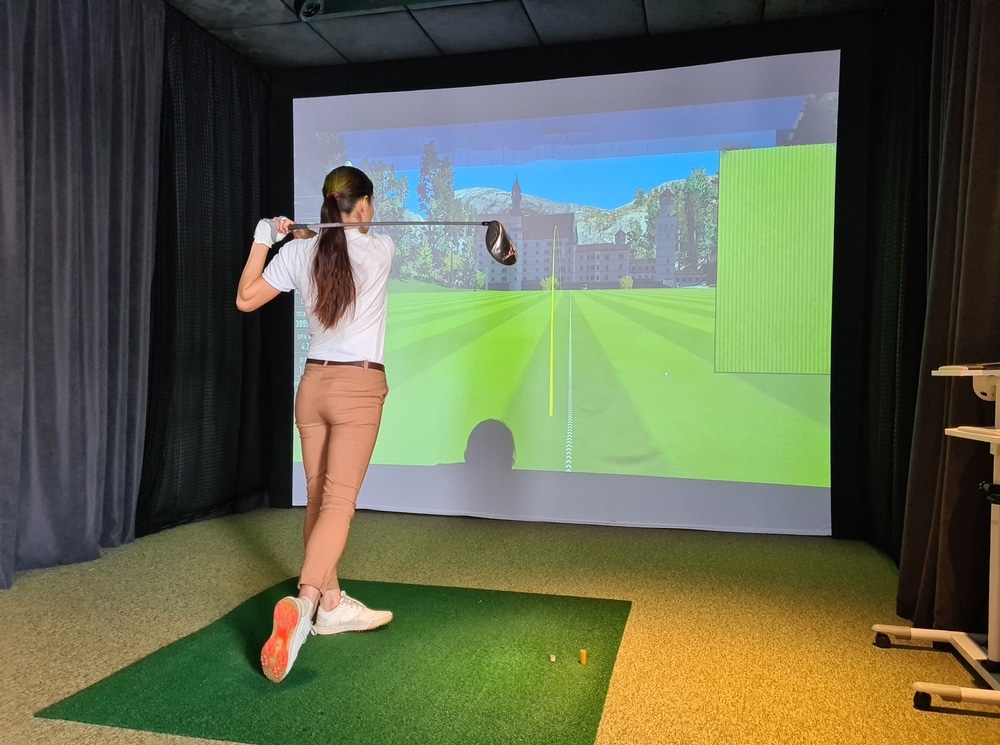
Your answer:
[37,578,632,745]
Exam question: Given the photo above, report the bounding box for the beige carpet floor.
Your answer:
[3,508,999,744]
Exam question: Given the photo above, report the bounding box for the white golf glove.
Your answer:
[253,218,287,247]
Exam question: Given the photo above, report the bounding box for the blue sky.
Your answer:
[394,151,721,212]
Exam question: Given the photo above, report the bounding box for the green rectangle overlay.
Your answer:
[715,145,835,374]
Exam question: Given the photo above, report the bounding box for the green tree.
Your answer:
[299,132,348,198]
[417,141,440,216]
[362,161,408,220]
[360,160,410,278]
[442,252,465,288]
[624,189,660,261]
[619,275,634,289]
[540,276,560,291]
[670,169,718,271]
[645,192,662,258]
[418,140,477,287]
[413,237,438,284]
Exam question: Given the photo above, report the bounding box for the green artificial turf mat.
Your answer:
[37,579,631,745]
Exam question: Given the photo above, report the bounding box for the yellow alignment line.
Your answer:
[549,225,558,416]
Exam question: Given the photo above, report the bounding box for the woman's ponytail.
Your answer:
[312,192,356,329]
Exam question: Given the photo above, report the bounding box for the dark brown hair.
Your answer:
[312,166,374,329]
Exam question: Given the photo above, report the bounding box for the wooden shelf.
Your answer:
[945,426,1000,445]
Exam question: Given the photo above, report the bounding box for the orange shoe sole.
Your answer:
[260,598,303,683]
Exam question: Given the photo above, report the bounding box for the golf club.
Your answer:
[288,219,517,266]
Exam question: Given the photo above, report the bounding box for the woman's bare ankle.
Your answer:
[319,589,341,612]
[298,585,320,615]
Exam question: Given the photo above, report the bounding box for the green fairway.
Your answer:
[362,287,829,487]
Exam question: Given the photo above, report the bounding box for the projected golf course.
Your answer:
[368,285,828,487]
[290,142,834,491]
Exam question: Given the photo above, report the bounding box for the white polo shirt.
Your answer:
[262,229,396,364]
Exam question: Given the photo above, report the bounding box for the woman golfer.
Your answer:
[237,165,394,683]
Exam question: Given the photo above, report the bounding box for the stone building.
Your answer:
[475,179,682,290]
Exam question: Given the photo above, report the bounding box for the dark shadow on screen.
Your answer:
[437,418,519,517]
[464,419,516,471]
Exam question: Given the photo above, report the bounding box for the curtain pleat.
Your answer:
[0,2,28,589]
[0,0,164,587]
[859,1,932,560]
[135,7,269,535]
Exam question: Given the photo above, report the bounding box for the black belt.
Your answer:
[306,358,385,372]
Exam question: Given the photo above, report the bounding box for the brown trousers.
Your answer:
[295,363,388,594]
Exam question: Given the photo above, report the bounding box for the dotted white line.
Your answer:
[565,297,574,472]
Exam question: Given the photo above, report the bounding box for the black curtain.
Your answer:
[135,7,270,535]
[895,0,1000,632]
[0,0,165,589]
[858,2,934,560]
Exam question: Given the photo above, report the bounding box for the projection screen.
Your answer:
[289,50,840,535]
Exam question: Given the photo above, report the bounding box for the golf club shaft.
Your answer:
[276,217,516,266]
[289,220,491,231]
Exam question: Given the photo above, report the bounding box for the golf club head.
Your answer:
[485,221,517,265]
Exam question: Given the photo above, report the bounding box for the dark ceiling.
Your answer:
[159,0,883,71]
